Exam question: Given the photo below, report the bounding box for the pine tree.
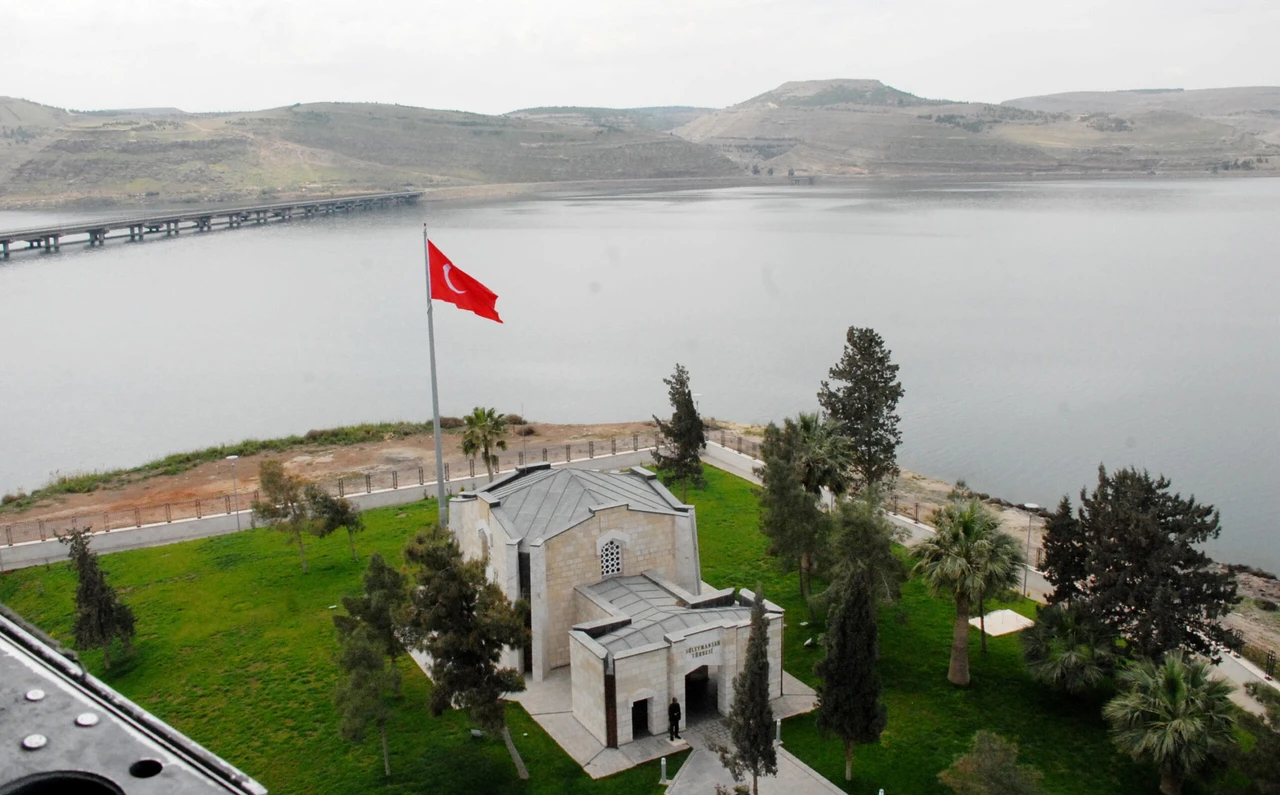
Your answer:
[307,484,365,562]
[334,623,401,778]
[252,460,314,573]
[334,553,407,663]
[60,529,135,670]
[715,594,777,795]
[756,422,826,609]
[817,327,904,490]
[814,572,887,781]
[400,527,526,735]
[1065,466,1238,659]
[1041,496,1087,607]
[652,363,706,500]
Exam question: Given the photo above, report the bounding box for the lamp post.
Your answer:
[227,455,241,531]
[1022,503,1039,597]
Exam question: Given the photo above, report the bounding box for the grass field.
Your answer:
[0,498,679,795]
[0,463,1218,795]
[688,466,1156,795]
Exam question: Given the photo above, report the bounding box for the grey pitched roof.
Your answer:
[584,576,752,653]
[479,465,682,544]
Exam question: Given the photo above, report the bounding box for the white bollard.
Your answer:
[660,756,668,784]
[775,717,782,745]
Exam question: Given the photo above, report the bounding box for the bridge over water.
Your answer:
[0,190,423,258]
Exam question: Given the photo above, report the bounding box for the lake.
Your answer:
[1,179,1277,571]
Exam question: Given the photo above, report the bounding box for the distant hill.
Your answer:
[1003,87,1280,145]
[0,101,738,207]
[506,106,712,132]
[675,79,1280,176]
[2,81,1278,207]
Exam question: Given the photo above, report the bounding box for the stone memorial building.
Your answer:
[449,462,783,749]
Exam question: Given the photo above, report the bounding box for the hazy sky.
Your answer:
[5,0,1278,114]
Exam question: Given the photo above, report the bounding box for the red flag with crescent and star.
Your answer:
[427,240,503,323]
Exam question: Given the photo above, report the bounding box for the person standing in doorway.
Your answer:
[668,697,682,741]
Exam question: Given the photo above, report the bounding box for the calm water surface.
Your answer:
[1,179,1277,570]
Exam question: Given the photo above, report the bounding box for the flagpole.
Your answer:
[423,225,448,529]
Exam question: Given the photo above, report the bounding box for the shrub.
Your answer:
[438,417,464,430]
[504,414,527,425]
[516,426,536,437]
[1259,599,1278,612]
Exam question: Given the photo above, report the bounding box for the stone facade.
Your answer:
[447,462,783,754]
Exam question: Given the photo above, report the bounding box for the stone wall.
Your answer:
[613,644,668,745]
[569,632,608,747]
[538,506,679,671]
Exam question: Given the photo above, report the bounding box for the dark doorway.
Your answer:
[631,698,650,738]
[684,665,718,723]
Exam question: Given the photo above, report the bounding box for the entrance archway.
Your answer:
[684,665,719,724]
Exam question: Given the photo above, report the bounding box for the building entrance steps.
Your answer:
[503,668,818,780]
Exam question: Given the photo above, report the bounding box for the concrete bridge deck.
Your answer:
[0,190,422,257]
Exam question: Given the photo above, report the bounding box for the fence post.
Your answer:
[736,435,742,453]
[196,499,202,519]
[418,466,424,486]
[611,438,617,455]
[1266,650,1276,681]
[469,459,475,478]
[914,503,920,522]
[720,430,726,446]
[444,463,450,482]
[224,496,231,515]
[135,508,142,528]
[393,471,399,490]
[364,474,372,494]
[165,504,172,523]
[339,478,345,498]
[893,496,899,514]
[589,441,594,459]
[542,447,548,462]
[633,433,638,452]
[4,526,11,546]
[38,520,45,541]
[103,512,110,532]
[518,451,524,466]
[565,444,571,462]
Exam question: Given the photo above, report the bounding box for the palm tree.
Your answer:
[1103,652,1237,795]
[789,413,853,607]
[793,412,854,503]
[974,529,1022,654]
[1022,603,1118,694]
[460,407,509,482]
[912,499,1019,685]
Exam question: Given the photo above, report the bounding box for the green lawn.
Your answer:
[688,465,1156,795]
[0,464,1187,795]
[0,499,680,795]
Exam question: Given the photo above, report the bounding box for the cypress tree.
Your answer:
[814,572,887,781]
[1041,496,1087,608]
[817,327,904,490]
[61,529,135,670]
[334,553,407,663]
[716,594,777,795]
[756,422,826,607]
[652,363,706,500]
[334,624,400,778]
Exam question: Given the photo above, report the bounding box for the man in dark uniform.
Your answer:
[668,697,682,741]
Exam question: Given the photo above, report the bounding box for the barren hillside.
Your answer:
[0,99,738,207]
[676,79,1280,176]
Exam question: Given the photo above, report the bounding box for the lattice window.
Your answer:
[600,539,622,578]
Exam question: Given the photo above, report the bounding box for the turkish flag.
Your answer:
[428,240,503,323]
